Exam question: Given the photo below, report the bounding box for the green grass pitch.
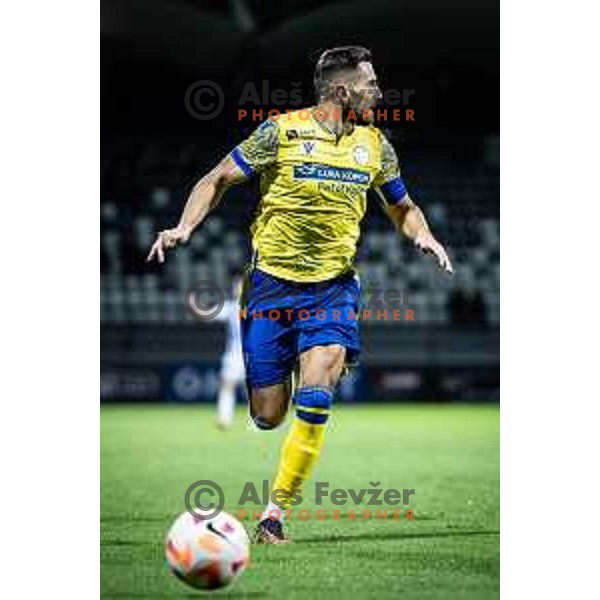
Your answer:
[101,404,499,599]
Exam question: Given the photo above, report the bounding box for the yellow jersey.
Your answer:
[230,107,406,283]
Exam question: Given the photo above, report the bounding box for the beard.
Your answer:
[341,104,375,125]
[345,91,377,124]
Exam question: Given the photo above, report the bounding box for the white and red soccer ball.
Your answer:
[165,511,250,590]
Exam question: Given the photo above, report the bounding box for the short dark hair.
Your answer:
[314,46,372,98]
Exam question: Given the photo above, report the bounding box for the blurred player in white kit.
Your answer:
[215,276,245,429]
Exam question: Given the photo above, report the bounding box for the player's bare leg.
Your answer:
[248,378,292,431]
[298,344,346,388]
[257,345,345,544]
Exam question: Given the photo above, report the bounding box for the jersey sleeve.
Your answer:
[372,135,408,205]
[230,119,279,177]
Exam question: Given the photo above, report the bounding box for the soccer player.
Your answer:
[214,276,245,429]
[147,46,452,543]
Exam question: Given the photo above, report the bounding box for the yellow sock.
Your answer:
[269,386,332,511]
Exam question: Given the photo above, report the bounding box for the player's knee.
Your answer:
[251,411,284,430]
[250,390,288,430]
[300,346,346,388]
[252,416,277,430]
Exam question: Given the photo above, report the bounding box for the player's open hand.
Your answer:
[415,231,453,274]
[146,225,192,263]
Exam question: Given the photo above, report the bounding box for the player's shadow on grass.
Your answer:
[297,529,499,544]
[103,593,267,599]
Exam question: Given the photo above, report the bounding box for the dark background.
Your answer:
[100,0,499,403]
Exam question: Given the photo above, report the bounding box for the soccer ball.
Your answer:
[165,511,250,590]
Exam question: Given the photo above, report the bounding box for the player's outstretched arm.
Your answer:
[374,135,453,274]
[386,196,453,274]
[147,155,247,263]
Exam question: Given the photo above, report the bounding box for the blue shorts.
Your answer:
[241,269,361,388]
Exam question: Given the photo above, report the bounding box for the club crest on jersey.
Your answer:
[302,141,317,156]
[353,145,370,165]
